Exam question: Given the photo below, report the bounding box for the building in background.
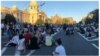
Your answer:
[1,0,76,25]
[1,1,47,25]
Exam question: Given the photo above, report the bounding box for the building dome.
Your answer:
[12,5,18,10]
[30,0,38,6]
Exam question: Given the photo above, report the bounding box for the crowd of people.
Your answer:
[1,22,67,56]
[76,23,98,38]
[1,21,98,56]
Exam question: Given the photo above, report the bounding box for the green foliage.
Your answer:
[79,9,99,24]
[82,18,86,25]
[63,18,70,24]
[2,14,16,24]
[45,18,51,24]
[63,18,67,24]
[36,18,43,25]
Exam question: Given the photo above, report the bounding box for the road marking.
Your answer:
[1,42,9,54]
[2,33,10,54]
[78,33,98,41]
[1,47,7,54]
[92,43,98,49]
[26,50,36,56]
[78,33,88,41]
[78,32,99,50]
[88,38,98,41]
[2,30,61,55]
[86,36,96,38]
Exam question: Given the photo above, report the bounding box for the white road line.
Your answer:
[1,42,9,54]
[88,38,98,41]
[86,36,96,39]
[78,33,88,41]
[92,43,99,49]
[15,50,21,56]
[78,33,98,41]
[26,50,36,56]
[1,47,7,54]
[78,32,99,50]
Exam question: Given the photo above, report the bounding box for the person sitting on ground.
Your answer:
[40,29,46,43]
[94,26,98,37]
[17,33,25,53]
[24,30,31,49]
[52,38,66,56]
[29,32,40,50]
[7,31,19,47]
[86,27,91,37]
[45,31,52,46]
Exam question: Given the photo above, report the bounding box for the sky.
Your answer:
[1,1,99,23]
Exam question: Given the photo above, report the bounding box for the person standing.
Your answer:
[53,38,66,56]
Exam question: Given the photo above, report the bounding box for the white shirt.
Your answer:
[55,45,66,56]
[41,31,46,37]
[1,23,4,29]
[45,35,52,46]
[17,38,25,50]
[10,35,19,44]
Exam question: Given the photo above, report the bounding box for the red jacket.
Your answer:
[24,32,31,42]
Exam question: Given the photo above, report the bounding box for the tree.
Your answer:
[36,18,43,25]
[82,18,86,25]
[45,18,51,24]
[63,18,69,24]
[92,9,99,23]
[85,9,99,24]
[79,9,99,24]
[2,14,16,24]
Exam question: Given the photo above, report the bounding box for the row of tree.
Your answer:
[79,9,99,25]
[2,14,76,25]
[36,16,75,25]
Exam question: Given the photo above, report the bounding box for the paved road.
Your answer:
[2,30,98,56]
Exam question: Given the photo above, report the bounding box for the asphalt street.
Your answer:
[1,30,98,56]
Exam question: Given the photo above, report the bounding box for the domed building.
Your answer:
[29,1,39,24]
[12,5,18,10]
[1,0,47,24]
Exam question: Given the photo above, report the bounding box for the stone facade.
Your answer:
[1,1,47,25]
